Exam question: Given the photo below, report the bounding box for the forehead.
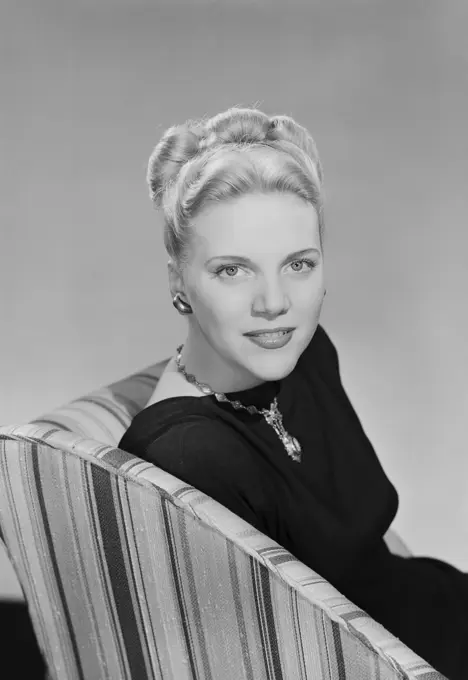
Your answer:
[191,192,320,255]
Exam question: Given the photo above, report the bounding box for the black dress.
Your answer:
[119,325,468,679]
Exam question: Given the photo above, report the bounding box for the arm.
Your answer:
[315,328,411,561]
[384,528,412,558]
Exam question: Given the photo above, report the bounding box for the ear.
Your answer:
[168,259,185,298]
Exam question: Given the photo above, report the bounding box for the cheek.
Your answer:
[297,278,324,304]
[203,282,243,308]
[213,301,245,328]
[197,289,243,327]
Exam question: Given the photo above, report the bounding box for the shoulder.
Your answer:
[146,417,255,475]
[143,417,271,531]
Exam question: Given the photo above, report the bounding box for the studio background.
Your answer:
[2,0,468,599]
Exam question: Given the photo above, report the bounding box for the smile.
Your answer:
[246,329,294,349]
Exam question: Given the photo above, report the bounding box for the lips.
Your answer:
[246,329,294,349]
[245,327,295,337]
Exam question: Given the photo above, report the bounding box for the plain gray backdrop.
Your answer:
[2,0,467,597]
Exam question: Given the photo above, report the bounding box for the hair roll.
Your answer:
[146,106,325,269]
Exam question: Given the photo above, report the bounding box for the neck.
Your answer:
[176,332,266,395]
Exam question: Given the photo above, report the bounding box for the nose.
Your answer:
[252,279,290,316]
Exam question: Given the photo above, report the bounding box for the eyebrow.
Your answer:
[205,247,321,267]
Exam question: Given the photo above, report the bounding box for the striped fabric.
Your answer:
[27,358,170,445]
[0,364,446,679]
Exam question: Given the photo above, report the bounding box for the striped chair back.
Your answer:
[0,362,444,679]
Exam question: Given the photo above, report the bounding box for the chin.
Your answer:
[247,350,299,379]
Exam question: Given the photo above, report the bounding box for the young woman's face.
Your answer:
[177,192,325,388]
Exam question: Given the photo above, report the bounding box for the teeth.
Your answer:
[254,331,288,338]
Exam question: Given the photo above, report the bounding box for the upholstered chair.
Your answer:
[0,360,445,679]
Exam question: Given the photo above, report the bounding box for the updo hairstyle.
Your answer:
[146,107,324,270]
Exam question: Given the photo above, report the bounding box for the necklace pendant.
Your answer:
[262,399,302,463]
[283,433,302,462]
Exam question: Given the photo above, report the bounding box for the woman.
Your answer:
[119,106,467,679]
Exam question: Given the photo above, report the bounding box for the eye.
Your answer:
[290,258,316,272]
[214,258,316,279]
[215,265,243,278]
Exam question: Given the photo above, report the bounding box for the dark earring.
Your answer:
[172,292,193,315]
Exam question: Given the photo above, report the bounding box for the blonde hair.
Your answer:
[147,106,324,270]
